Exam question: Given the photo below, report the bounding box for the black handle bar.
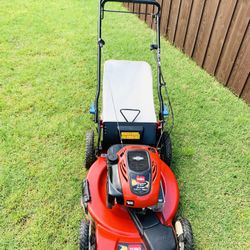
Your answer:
[101,0,161,14]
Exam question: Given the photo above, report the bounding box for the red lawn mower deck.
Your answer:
[83,146,179,249]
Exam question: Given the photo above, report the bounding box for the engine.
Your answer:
[107,144,165,211]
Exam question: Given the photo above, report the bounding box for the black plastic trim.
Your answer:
[102,122,157,149]
[82,179,91,214]
[129,209,177,250]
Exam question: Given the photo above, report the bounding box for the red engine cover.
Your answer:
[117,145,162,208]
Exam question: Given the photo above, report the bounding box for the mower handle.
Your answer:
[101,0,161,14]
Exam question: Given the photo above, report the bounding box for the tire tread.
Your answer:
[85,130,95,169]
[79,220,89,250]
[175,216,194,250]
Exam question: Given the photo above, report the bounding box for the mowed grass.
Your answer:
[0,0,249,249]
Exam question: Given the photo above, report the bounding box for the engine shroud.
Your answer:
[107,145,163,208]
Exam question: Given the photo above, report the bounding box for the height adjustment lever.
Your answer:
[98,39,105,48]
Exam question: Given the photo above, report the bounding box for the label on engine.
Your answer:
[117,243,145,250]
[136,175,145,183]
[130,173,150,195]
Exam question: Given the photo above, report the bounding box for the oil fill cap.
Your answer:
[107,153,118,164]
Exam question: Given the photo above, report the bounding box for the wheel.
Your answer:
[160,131,172,167]
[79,220,90,250]
[174,216,194,250]
[79,219,96,250]
[84,130,96,169]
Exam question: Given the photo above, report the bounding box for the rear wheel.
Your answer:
[160,131,172,167]
[84,130,96,169]
[174,216,194,250]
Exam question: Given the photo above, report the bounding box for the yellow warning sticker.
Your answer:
[121,132,140,140]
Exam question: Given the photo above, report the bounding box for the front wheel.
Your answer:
[174,216,194,250]
[79,220,90,250]
[79,219,96,250]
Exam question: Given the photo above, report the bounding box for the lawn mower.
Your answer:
[80,0,194,249]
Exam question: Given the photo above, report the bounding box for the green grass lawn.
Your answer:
[0,0,250,249]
